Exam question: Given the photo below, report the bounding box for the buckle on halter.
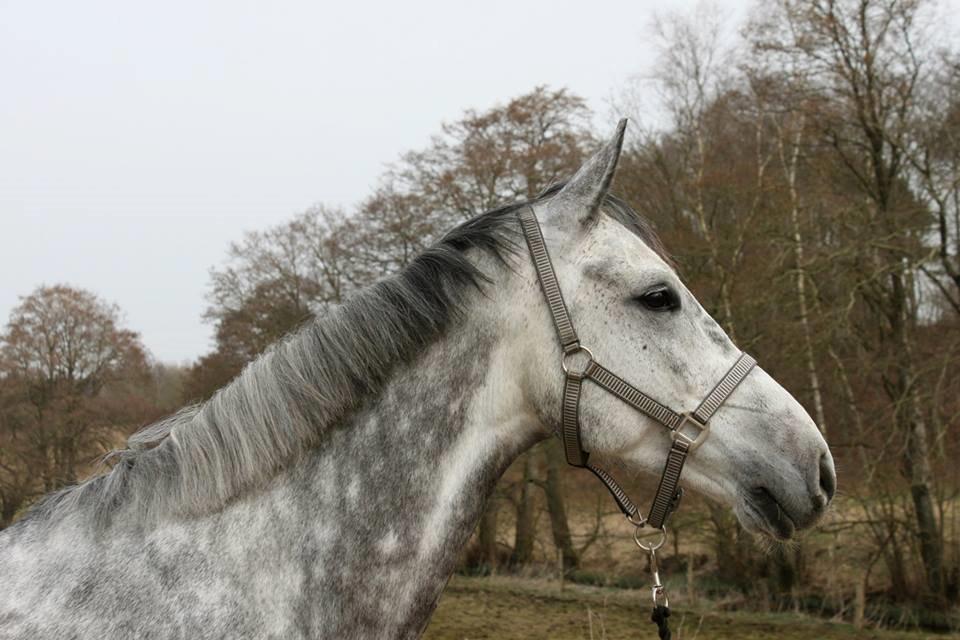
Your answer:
[672,413,709,451]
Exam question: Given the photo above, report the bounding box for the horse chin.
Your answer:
[734,493,798,541]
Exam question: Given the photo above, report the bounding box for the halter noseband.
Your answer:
[518,206,756,531]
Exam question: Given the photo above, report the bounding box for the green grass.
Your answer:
[424,575,953,639]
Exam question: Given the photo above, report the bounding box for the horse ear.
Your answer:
[554,119,627,227]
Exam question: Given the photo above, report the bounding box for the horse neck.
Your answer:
[252,295,543,635]
[0,251,554,638]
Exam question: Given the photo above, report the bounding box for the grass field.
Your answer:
[424,576,953,639]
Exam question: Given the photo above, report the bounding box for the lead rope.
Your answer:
[635,527,672,639]
[517,206,755,638]
[651,605,671,640]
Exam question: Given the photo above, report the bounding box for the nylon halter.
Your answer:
[518,206,756,530]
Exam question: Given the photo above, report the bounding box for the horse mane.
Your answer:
[20,186,668,530]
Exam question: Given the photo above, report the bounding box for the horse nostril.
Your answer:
[819,453,836,502]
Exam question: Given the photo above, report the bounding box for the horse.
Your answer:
[0,121,834,639]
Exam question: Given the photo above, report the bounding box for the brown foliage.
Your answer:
[612,0,960,609]
[0,285,155,525]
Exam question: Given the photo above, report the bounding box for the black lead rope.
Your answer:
[651,605,671,640]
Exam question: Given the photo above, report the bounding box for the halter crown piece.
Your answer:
[518,206,756,639]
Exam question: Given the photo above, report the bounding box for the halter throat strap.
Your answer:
[518,206,756,529]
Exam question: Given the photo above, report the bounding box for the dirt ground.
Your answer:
[423,576,952,640]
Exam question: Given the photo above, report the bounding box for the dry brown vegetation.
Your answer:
[2,0,960,635]
[425,575,949,639]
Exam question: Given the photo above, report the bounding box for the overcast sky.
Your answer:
[0,0,757,363]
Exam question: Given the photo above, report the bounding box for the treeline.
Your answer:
[0,286,184,525]
[2,0,959,629]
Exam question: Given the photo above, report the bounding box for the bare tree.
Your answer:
[186,205,353,399]
[908,52,960,316]
[395,86,594,219]
[0,285,150,525]
[752,0,946,597]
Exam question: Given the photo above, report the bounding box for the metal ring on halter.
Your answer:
[633,525,667,552]
[626,511,647,528]
[561,345,594,377]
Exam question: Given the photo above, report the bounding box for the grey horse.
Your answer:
[0,121,834,639]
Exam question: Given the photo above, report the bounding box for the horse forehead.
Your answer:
[577,223,670,280]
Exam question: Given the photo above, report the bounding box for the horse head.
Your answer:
[515,121,835,540]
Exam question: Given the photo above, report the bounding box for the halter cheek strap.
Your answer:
[518,206,756,529]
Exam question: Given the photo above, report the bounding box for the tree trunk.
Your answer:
[883,517,910,597]
[686,549,697,605]
[0,496,20,530]
[854,576,866,630]
[509,452,535,567]
[891,270,943,595]
[477,497,500,571]
[779,115,827,434]
[43,442,56,492]
[543,440,579,571]
[904,396,943,595]
[710,505,760,594]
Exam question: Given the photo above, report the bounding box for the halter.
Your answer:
[519,206,755,637]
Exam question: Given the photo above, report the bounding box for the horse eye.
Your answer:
[637,286,679,312]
